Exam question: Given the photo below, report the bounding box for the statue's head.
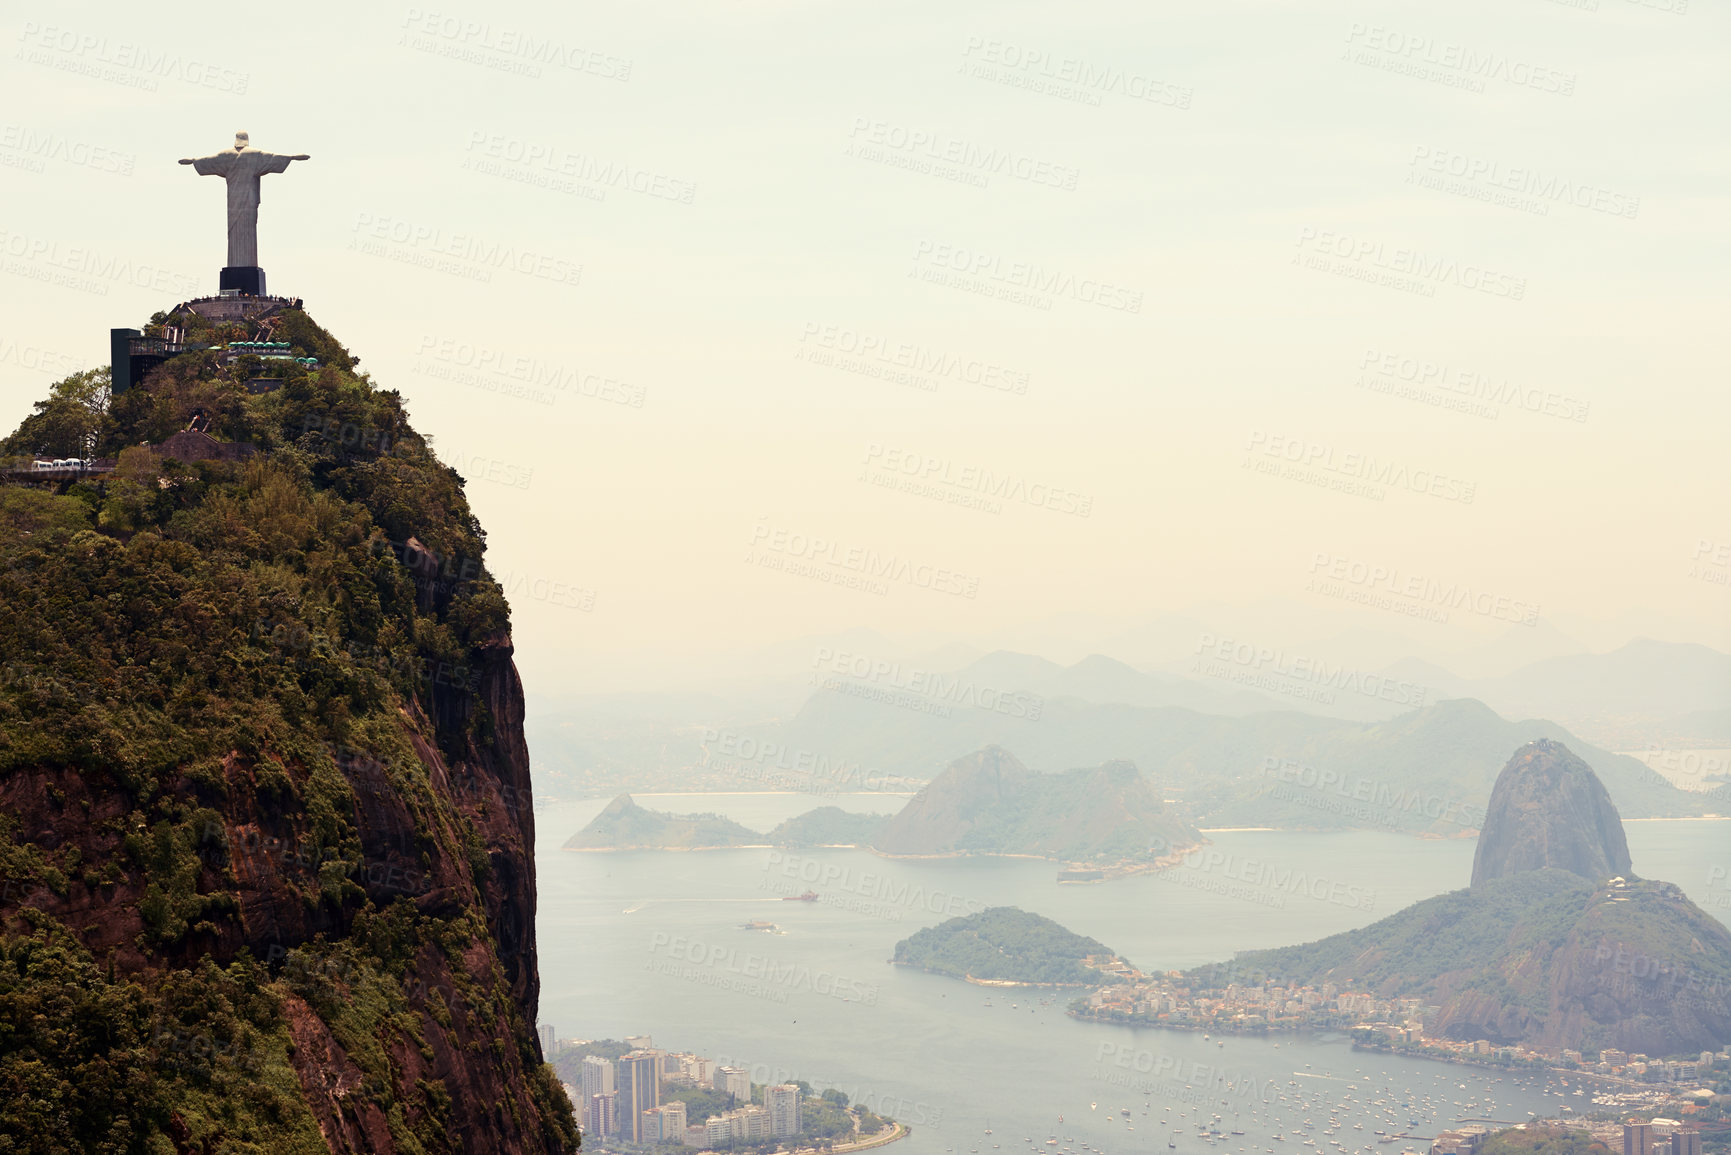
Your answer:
[234,131,250,151]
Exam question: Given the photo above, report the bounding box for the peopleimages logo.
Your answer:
[1342,24,1576,96]
[846,116,1080,191]
[1245,431,1476,504]
[1092,1044,1278,1104]
[910,240,1144,313]
[646,932,879,1005]
[0,123,135,175]
[1307,552,1540,626]
[699,728,899,792]
[398,8,632,81]
[1192,634,1429,708]
[1407,147,1639,220]
[798,322,1030,395]
[1357,348,1590,423]
[1262,757,1485,829]
[353,213,583,286]
[1166,846,1378,912]
[862,443,1092,517]
[958,36,1193,110]
[746,522,980,599]
[463,131,696,204]
[812,646,1044,719]
[1294,228,1526,300]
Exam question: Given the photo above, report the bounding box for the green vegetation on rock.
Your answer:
[1478,1125,1612,1155]
[0,310,575,1151]
[765,806,887,847]
[564,795,762,849]
[893,906,1121,985]
[563,797,888,850]
[872,746,1200,863]
[1190,869,1731,1054]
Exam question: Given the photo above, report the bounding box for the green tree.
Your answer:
[0,367,113,460]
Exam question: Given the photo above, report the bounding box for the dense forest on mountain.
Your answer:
[0,307,575,1152]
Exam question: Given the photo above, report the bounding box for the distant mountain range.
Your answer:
[776,675,1713,833]
[1191,742,1731,1055]
[566,749,1201,867]
[1385,639,1731,748]
[564,795,762,849]
[1197,698,1701,834]
[529,639,1731,842]
[563,795,890,850]
[873,747,1202,864]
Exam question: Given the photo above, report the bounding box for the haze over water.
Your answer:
[536,793,1728,1153]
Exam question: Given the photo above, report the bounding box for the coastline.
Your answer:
[1068,1013,1714,1090]
[563,843,777,852]
[870,840,1210,878]
[890,960,1095,988]
[826,1121,909,1153]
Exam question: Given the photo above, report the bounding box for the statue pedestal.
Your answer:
[220,266,266,296]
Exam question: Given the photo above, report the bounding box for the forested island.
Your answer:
[891,907,1132,986]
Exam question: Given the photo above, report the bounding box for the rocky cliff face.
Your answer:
[0,310,574,1151]
[871,745,1201,862]
[1471,739,1633,888]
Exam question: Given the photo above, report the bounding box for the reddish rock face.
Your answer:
[0,306,575,1151]
[0,635,572,1154]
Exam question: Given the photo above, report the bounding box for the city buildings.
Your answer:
[556,1035,929,1150]
[642,1101,688,1144]
[581,1055,619,1136]
[587,1092,618,1139]
[730,1105,774,1141]
[716,1064,753,1101]
[766,1084,802,1138]
[705,1114,734,1146]
[619,1051,662,1142]
[1080,976,1729,1088]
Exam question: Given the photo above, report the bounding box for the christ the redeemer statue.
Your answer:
[180,131,308,296]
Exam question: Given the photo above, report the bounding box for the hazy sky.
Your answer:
[2,0,1727,696]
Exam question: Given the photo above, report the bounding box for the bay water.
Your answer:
[535,793,1729,1155]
